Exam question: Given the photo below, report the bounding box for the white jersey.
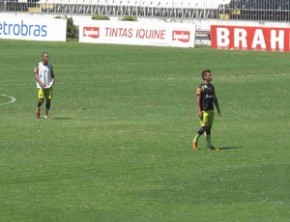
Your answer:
[36,62,53,89]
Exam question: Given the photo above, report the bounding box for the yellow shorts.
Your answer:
[200,110,214,128]
[38,88,52,100]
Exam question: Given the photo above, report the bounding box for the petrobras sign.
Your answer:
[0,13,66,41]
[79,21,195,48]
[211,25,290,52]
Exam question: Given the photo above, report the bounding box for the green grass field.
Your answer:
[0,40,290,221]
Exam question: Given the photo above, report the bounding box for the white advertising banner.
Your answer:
[79,21,195,48]
[0,13,67,41]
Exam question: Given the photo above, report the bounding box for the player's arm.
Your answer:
[51,65,55,85]
[213,89,221,116]
[196,87,202,118]
[33,65,46,88]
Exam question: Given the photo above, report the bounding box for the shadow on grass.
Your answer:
[52,117,73,120]
[219,146,243,151]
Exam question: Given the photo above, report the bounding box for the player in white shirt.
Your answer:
[34,52,55,119]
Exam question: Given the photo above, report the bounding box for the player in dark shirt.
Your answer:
[192,70,221,151]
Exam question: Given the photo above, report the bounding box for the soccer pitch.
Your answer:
[0,40,290,221]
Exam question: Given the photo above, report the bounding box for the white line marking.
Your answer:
[0,94,17,106]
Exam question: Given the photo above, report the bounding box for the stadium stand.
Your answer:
[34,0,230,8]
[0,0,289,21]
[228,0,290,21]
[229,0,289,10]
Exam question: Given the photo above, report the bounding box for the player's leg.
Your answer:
[44,99,51,119]
[44,88,52,119]
[205,128,213,149]
[36,89,44,118]
[192,111,208,150]
[205,111,216,150]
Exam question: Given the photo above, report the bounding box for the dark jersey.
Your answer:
[198,82,215,111]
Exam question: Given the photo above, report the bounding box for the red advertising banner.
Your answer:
[211,25,290,52]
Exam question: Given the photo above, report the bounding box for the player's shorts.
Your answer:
[200,110,214,128]
[38,88,52,100]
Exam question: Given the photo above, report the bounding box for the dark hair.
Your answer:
[201,69,211,80]
[42,52,49,57]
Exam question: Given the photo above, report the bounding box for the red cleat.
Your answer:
[35,111,40,119]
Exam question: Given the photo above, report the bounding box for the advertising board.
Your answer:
[211,25,290,52]
[0,13,67,41]
[79,21,195,48]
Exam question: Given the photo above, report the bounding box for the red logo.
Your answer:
[172,31,190,43]
[83,27,100,38]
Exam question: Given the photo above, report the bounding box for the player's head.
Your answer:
[201,69,212,81]
[41,52,49,65]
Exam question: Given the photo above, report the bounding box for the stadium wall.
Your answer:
[0,12,289,51]
[72,15,290,48]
